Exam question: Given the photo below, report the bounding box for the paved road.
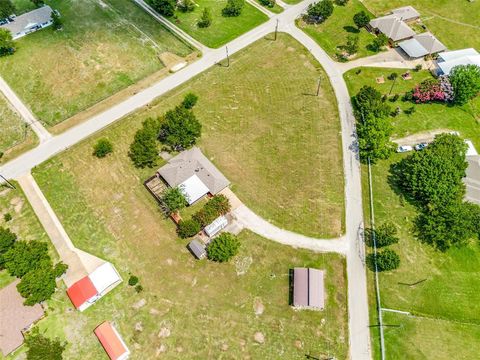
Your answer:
[0,2,371,358]
[0,76,52,143]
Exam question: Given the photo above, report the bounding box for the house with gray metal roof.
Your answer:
[158,147,230,205]
[0,6,53,40]
[398,32,446,58]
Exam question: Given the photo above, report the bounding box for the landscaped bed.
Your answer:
[164,0,268,48]
[0,0,192,128]
[298,0,378,60]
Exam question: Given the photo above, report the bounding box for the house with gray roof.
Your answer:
[0,6,53,40]
[158,147,230,205]
[398,32,446,58]
[391,6,420,22]
[368,14,416,43]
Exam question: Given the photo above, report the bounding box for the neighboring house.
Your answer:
[368,14,416,43]
[0,6,54,40]
[94,321,130,360]
[0,280,44,356]
[158,147,230,205]
[292,268,325,310]
[436,48,480,75]
[398,32,446,58]
[66,262,122,312]
[464,140,480,205]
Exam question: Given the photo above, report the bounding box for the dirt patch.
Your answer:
[253,297,265,316]
[158,52,185,69]
[10,197,24,214]
[393,128,455,146]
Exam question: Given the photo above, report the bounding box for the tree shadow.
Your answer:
[343,25,359,34]
[288,269,294,306]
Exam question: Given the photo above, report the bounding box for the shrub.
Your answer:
[51,10,62,30]
[412,79,445,103]
[25,332,66,360]
[305,0,334,24]
[181,92,198,109]
[353,11,370,28]
[367,249,400,272]
[365,222,399,248]
[148,0,175,17]
[162,187,187,214]
[335,0,348,5]
[0,227,16,269]
[207,195,231,215]
[259,0,275,7]
[177,219,201,238]
[207,233,240,262]
[128,275,139,286]
[414,64,422,72]
[390,94,399,102]
[387,72,398,81]
[135,284,144,293]
[449,64,480,105]
[129,117,161,168]
[192,195,231,227]
[370,34,388,52]
[93,138,113,158]
[178,0,195,12]
[0,0,15,20]
[0,28,15,57]
[222,0,244,17]
[3,213,12,222]
[439,75,454,102]
[197,7,212,28]
[344,34,359,55]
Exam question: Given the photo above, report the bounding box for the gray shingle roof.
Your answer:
[158,147,230,195]
[399,32,446,58]
[0,6,52,37]
[188,239,206,259]
[369,14,416,42]
[391,6,420,21]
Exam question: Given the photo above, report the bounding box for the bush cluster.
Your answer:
[207,232,240,262]
[192,195,231,227]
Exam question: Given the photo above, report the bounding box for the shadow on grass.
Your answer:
[343,25,360,34]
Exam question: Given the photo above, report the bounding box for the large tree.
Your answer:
[129,117,161,168]
[353,11,370,28]
[352,85,391,120]
[0,0,15,19]
[148,0,175,17]
[306,0,334,23]
[0,227,16,269]
[367,249,400,272]
[415,201,480,251]
[3,241,51,277]
[222,0,244,17]
[0,28,14,56]
[449,64,480,105]
[393,134,468,207]
[159,106,201,151]
[207,233,240,262]
[25,332,66,360]
[161,187,187,214]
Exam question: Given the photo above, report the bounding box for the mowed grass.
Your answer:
[344,67,480,147]
[362,0,480,50]
[0,0,191,127]
[344,67,480,358]
[298,0,379,60]
[0,93,36,153]
[254,0,284,14]
[31,156,348,359]
[168,0,268,48]
[48,33,343,238]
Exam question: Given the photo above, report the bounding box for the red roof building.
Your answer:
[66,276,97,311]
[94,322,130,360]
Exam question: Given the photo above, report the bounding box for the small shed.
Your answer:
[204,215,228,237]
[94,321,130,360]
[292,268,325,310]
[188,239,206,259]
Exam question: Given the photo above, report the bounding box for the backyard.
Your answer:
[362,0,480,50]
[343,67,480,358]
[0,0,192,128]
[166,0,268,48]
[298,0,379,60]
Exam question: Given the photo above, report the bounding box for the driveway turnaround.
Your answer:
[0,1,372,358]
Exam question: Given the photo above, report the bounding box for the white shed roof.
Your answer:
[438,48,479,62]
[465,140,478,157]
[89,263,122,294]
[179,175,209,205]
[438,55,480,75]
[204,215,228,237]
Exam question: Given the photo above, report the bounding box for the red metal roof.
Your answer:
[66,276,97,309]
[94,322,129,360]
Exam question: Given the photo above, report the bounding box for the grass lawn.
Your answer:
[0,0,192,128]
[31,154,348,359]
[254,0,284,14]
[167,0,268,48]
[0,93,36,155]
[344,68,480,358]
[344,67,480,146]
[40,33,343,238]
[298,0,379,60]
[362,0,480,50]
[283,0,302,4]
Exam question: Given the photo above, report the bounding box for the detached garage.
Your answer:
[94,321,130,360]
[292,268,325,310]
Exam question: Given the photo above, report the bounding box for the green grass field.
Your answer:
[344,68,480,358]
[0,94,36,153]
[38,33,344,238]
[363,0,480,50]
[298,0,379,60]
[254,0,284,14]
[167,0,268,48]
[0,0,192,127]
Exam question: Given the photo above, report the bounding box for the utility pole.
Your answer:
[274,19,279,40]
[0,174,16,189]
[316,77,322,96]
[226,46,230,67]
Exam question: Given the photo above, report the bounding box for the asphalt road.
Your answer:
[0,2,371,358]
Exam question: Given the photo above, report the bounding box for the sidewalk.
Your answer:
[17,173,104,287]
